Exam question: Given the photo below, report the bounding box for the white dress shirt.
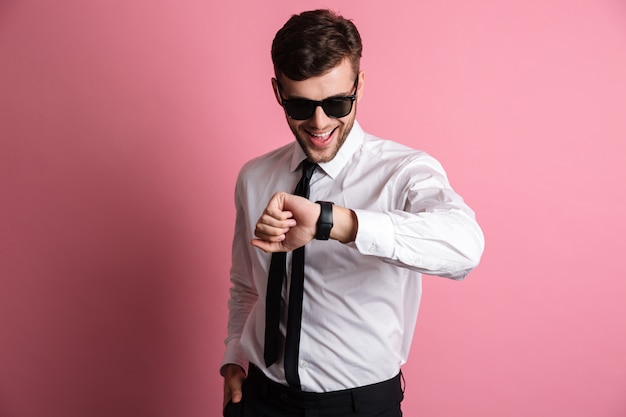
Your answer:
[221,121,484,392]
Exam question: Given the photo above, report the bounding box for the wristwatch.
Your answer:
[314,201,334,240]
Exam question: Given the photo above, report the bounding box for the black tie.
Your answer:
[264,160,316,388]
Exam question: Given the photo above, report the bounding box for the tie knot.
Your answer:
[301,159,316,181]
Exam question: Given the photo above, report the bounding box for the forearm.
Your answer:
[223,190,257,372]
[251,186,484,278]
[353,207,484,279]
[222,287,254,372]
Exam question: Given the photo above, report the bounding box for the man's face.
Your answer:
[273,59,365,164]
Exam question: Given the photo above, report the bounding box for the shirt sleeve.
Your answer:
[220,177,256,373]
[352,154,485,280]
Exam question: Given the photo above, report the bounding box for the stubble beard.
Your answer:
[290,115,356,164]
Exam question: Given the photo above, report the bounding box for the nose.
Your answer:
[309,104,331,127]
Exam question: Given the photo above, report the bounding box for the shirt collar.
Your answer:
[289,120,365,178]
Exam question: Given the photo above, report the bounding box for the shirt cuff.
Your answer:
[352,209,395,259]
[220,339,249,376]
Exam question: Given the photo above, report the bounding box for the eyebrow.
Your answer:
[277,78,357,101]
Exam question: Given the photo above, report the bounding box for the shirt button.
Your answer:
[299,361,308,369]
[368,244,376,253]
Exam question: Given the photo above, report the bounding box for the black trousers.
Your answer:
[224,364,404,417]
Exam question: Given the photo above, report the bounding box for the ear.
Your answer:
[271,78,283,106]
[356,71,365,103]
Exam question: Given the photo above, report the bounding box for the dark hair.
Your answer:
[271,9,363,81]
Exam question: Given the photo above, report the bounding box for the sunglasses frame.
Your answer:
[277,77,359,120]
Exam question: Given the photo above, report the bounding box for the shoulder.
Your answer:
[356,131,450,189]
[360,131,441,167]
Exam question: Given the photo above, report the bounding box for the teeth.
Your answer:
[311,130,333,138]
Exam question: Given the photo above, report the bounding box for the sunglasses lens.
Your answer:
[283,97,355,120]
[323,98,353,118]
[284,100,316,120]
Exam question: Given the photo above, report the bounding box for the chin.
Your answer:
[290,117,355,163]
[300,142,340,164]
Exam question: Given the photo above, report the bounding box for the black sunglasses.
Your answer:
[277,77,358,120]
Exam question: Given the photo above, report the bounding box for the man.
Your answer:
[221,9,484,417]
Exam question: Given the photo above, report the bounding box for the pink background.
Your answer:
[1,1,626,416]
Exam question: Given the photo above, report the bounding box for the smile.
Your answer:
[307,128,336,146]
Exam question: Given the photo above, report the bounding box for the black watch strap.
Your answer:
[314,201,334,240]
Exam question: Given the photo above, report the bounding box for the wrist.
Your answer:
[330,206,358,243]
[220,363,246,378]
